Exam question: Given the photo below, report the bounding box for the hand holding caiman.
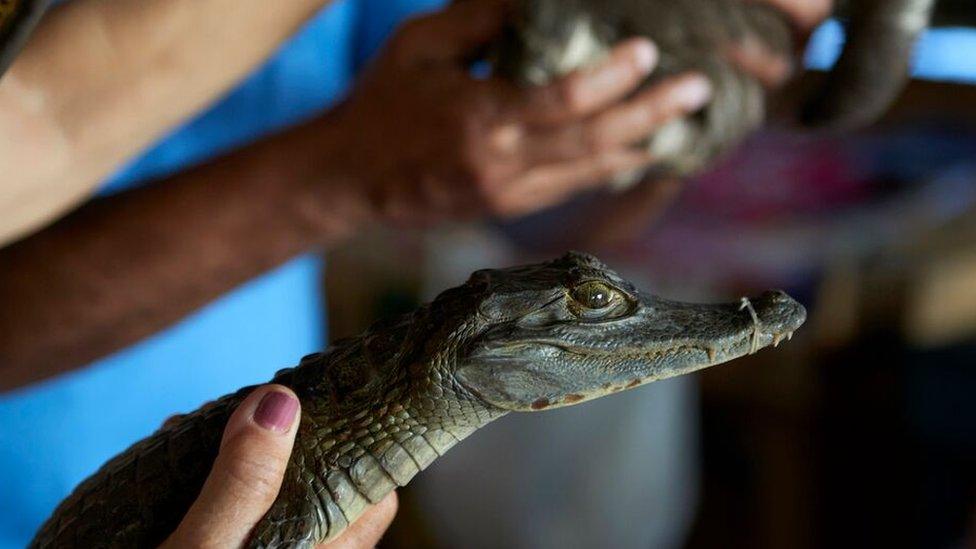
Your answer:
[32,252,806,548]
[496,0,943,177]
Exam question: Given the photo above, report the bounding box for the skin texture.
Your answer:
[160,385,397,549]
[30,252,806,548]
[0,0,341,245]
[0,1,716,391]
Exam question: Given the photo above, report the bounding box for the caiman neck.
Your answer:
[298,367,507,473]
[272,320,508,505]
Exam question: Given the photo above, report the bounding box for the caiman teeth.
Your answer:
[706,346,717,362]
[772,331,795,348]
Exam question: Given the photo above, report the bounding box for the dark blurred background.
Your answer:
[323,21,976,549]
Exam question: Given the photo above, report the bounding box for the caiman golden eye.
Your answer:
[570,281,615,310]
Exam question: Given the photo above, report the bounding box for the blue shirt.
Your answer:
[0,1,442,546]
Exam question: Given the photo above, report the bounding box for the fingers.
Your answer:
[162,385,301,549]
[393,0,509,63]
[510,38,659,126]
[317,492,398,549]
[468,50,712,218]
[488,149,657,217]
[520,73,712,165]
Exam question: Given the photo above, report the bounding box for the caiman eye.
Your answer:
[570,281,615,310]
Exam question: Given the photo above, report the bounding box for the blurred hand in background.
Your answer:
[318,0,712,223]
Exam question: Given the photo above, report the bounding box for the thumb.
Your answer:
[164,385,301,548]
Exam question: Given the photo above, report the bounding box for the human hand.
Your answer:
[472,0,833,253]
[316,0,713,224]
[161,385,397,549]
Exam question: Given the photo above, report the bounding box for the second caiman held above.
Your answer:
[31,252,806,548]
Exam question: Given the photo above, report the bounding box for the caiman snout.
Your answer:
[740,290,807,351]
[456,253,808,413]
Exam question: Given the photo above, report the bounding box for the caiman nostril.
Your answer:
[758,290,791,304]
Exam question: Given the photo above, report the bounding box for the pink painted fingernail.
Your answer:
[677,75,713,110]
[254,391,299,433]
[631,39,658,74]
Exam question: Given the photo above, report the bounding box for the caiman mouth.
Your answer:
[478,290,805,364]
[462,289,806,411]
[457,277,809,412]
[732,290,806,354]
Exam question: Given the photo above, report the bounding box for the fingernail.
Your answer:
[254,391,299,433]
[631,39,658,74]
[676,75,713,110]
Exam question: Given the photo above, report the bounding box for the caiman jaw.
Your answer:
[459,288,806,412]
[729,290,807,357]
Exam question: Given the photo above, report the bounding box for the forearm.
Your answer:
[0,115,367,390]
[0,0,333,244]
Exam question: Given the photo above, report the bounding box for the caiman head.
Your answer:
[442,252,805,412]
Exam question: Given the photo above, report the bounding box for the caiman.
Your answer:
[495,0,958,177]
[31,252,806,548]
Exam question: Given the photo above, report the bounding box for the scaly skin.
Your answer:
[31,252,806,547]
